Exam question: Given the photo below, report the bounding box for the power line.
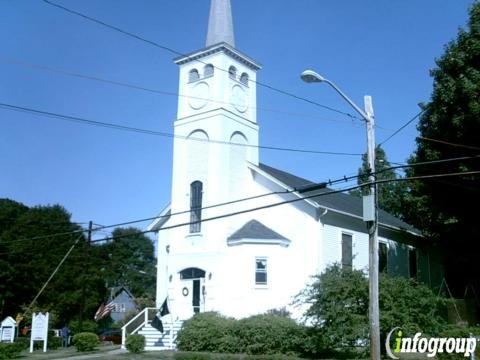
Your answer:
[378,110,424,146]
[3,154,479,247]
[8,168,478,257]
[41,0,361,120]
[17,169,480,305]
[0,102,362,156]
[418,136,480,151]
[88,169,480,244]
[3,57,365,129]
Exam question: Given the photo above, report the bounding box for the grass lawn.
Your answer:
[16,347,440,360]
[18,344,122,359]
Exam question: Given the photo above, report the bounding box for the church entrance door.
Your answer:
[180,267,206,316]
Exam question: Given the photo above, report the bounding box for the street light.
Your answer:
[301,69,380,360]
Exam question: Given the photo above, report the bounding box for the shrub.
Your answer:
[125,334,145,354]
[14,337,29,350]
[436,326,480,360]
[176,312,238,353]
[379,274,447,337]
[296,263,449,357]
[69,319,98,335]
[296,264,369,355]
[72,332,99,352]
[237,315,304,355]
[47,334,62,349]
[177,312,306,355]
[0,342,23,360]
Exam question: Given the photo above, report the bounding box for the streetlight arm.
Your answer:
[321,78,370,122]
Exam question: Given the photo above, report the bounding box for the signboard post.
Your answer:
[30,312,49,353]
[1,316,16,343]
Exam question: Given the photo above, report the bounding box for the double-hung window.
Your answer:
[255,258,267,285]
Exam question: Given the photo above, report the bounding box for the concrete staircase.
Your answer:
[139,321,183,351]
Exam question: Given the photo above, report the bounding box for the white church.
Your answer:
[127,0,442,349]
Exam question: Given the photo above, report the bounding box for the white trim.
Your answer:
[227,237,290,247]
[249,162,422,237]
[147,204,171,231]
[248,162,320,210]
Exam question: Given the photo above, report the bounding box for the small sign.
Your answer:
[0,316,16,343]
[1,327,13,342]
[30,312,49,353]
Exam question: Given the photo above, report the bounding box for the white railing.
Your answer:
[121,307,157,348]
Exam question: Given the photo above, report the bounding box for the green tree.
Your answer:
[0,199,28,316]
[350,146,406,218]
[0,200,106,324]
[100,227,156,299]
[297,264,369,355]
[405,1,480,296]
[297,264,447,356]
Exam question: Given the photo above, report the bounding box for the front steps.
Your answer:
[138,321,183,351]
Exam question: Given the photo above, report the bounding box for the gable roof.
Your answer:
[256,163,420,236]
[111,286,135,301]
[228,219,288,240]
[227,219,291,247]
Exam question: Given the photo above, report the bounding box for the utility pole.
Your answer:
[364,96,380,360]
[87,221,93,245]
[80,221,93,330]
[300,71,381,359]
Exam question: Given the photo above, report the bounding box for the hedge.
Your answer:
[176,312,305,355]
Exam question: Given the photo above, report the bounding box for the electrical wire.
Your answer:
[2,154,479,247]
[378,110,424,146]
[3,57,364,129]
[417,136,480,151]
[0,102,362,156]
[87,169,480,244]
[41,0,360,120]
[18,170,479,304]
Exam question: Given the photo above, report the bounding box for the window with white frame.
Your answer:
[255,258,267,285]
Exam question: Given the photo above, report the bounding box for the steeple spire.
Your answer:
[206,0,235,47]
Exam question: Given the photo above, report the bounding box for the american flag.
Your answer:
[94,301,115,321]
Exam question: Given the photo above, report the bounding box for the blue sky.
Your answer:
[1,0,474,237]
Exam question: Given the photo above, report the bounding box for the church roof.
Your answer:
[257,163,421,235]
[228,219,289,240]
[206,0,235,47]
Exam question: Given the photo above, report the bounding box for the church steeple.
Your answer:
[206,0,235,47]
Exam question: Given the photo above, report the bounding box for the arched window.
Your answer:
[180,267,206,280]
[190,181,203,233]
[228,66,237,80]
[204,64,214,77]
[189,69,199,82]
[240,72,249,85]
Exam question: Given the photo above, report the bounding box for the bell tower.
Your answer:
[169,0,262,230]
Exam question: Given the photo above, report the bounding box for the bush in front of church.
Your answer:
[177,312,240,353]
[176,312,305,355]
[236,314,305,355]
